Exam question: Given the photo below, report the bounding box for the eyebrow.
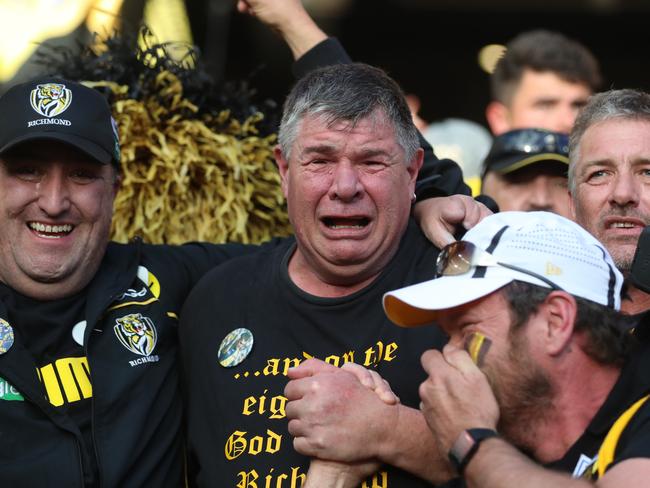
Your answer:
[300,144,393,159]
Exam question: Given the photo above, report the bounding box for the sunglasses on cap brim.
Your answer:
[435,240,563,291]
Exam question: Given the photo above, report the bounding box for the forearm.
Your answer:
[377,404,454,485]
[275,5,327,60]
[464,438,592,488]
[303,460,377,488]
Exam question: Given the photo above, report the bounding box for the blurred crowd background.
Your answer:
[2,0,649,126]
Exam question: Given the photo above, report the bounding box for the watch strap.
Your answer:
[448,428,499,474]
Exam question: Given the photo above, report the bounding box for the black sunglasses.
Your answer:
[435,241,563,291]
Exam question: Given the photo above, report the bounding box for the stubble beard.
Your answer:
[486,331,555,454]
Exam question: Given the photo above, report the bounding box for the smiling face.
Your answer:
[276,110,422,294]
[0,140,118,299]
[570,118,650,273]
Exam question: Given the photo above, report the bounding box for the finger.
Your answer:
[293,435,318,457]
[285,396,302,421]
[236,1,250,14]
[442,343,480,374]
[463,201,492,230]
[287,416,306,437]
[365,370,399,404]
[374,378,400,405]
[284,376,315,400]
[341,361,375,389]
[420,348,445,375]
[461,199,482,229]
[432,223,456,248]
[288,358,336,379]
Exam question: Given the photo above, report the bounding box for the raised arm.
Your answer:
[238,0,477,230]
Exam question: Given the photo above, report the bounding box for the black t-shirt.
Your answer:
[0,284,98,487]
[547,336,650,477]
[180,221,447,488]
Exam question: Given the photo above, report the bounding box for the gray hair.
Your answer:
[278,63,420,162]
[569,88,650,192]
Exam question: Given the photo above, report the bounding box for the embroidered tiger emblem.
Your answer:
[114,313,157,357]
[30,83,72,118]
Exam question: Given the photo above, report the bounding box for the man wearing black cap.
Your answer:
[0,77,265,488]
[481,128,571,217]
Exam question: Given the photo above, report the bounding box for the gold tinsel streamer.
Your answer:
[87,73,291,244]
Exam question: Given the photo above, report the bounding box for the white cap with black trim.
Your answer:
[383,211,623,328]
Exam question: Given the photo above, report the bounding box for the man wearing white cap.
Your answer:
[384,211,650,487]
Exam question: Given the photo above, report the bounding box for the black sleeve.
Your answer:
[292,37,472,198]
[155,238,286,288]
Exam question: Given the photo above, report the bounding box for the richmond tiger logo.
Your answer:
[30,83,72,118]
[114,313,158,357]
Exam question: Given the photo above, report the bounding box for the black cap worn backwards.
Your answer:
[482,128,569,178]
[0,77,120,167]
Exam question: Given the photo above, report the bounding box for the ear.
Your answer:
[485,101,511,136]
[112,170,122,195]
[274,145,290,199]
[540,291,578,357]
[569,188,578,221]
[407,147,425,191]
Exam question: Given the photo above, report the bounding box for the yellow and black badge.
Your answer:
[218,328,254,368]
[0,318,14,354]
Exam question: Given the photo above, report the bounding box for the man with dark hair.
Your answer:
[486,29,602,136]
[569,88,650,314]
[480,30,602,215]
[180,62,454,488]
[383,211,650,487]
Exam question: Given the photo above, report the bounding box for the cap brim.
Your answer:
[0,132,112,164]
[383,274,514,327]
[497,153,569,175]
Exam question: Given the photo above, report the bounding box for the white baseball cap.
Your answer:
[384,211,623,327]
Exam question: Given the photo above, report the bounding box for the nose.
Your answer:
[37,169,71,216]
[551,106,575,135]
[526,176,555,212]
[328,162,363,202]
[610,171,639,208]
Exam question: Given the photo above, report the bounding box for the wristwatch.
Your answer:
[448,428,499,474]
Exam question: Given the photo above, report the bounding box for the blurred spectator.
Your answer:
[486,29,602,136]
[475,30,601,207]
[423,118,492,195]
[481,128,571,217]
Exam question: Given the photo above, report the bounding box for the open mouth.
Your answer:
[322,217,370,229]
[28,222,74,239]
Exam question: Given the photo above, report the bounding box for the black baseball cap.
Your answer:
[482,128,569,178]
[0,77,120,167]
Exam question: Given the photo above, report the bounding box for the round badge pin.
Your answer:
[0,318,14,354]
[71,320,87,346]
[218,328,254,368]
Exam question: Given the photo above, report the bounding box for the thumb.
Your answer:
[287,358,336,379]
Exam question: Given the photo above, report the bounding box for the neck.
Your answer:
[287,249,383,298]
[622,283,650,315]
[513,359,621,463]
